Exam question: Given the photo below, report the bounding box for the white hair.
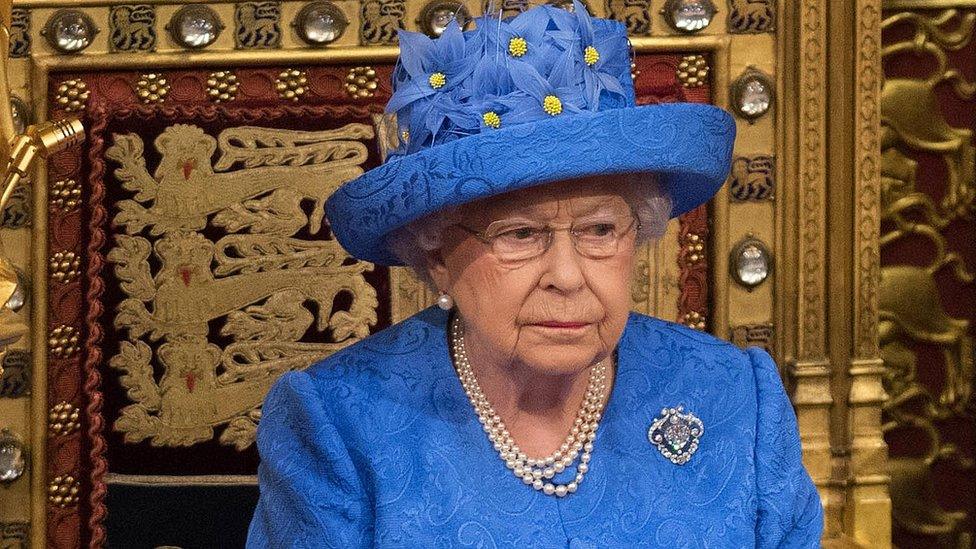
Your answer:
[387,172,673,290]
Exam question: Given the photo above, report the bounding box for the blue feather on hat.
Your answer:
[386,0,633,156]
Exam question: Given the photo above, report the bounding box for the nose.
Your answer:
[538,230,585,293]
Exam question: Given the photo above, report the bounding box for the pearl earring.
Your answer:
[437,292,454,310]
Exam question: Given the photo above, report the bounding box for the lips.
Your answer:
[531,321,590,329]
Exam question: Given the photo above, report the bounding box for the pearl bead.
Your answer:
[437,293,454,310]
[450,315,611,499]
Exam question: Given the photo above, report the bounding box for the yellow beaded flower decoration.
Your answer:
[483,111,501,128]
[584,46,600,67]
[543,95,563,116]
[508,37,528,57]
[429,72,447,89]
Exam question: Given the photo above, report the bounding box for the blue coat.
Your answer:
[246,307,823,547]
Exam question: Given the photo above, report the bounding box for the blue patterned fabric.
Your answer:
[324,2,736,266]
[247,307,823,547]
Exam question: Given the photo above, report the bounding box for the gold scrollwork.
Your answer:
[483,0,529,19]
[881,8,976,545]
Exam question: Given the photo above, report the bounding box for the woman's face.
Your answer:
[428,176,639,376]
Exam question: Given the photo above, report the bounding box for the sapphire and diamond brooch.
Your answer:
[648,405,704,465]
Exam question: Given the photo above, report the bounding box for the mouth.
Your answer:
[529,321,591,329]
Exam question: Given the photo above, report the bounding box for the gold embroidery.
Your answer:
[105,122,380,449]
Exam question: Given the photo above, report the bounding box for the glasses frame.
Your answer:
[454,208,642,262]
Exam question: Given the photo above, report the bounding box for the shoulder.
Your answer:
[261,307,451,438]
[299,306,448,393]
[622,311,759,380]
[620,312,786,439]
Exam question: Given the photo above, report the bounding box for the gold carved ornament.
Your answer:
[881,8,976,544]
[104,122,381,450]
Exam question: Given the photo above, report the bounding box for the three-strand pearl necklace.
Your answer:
[449,315,610,498]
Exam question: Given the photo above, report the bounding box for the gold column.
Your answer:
[778,0,836,532]
[846,0,891,545]
[781,0,890,545]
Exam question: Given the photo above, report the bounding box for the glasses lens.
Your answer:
[573,215,635,258]
[488,225,549,262]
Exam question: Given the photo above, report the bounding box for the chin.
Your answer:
[517,344,603,376]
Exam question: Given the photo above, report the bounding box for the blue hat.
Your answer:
[326,1,736,266]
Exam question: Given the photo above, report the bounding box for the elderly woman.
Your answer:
[247,2,823,547]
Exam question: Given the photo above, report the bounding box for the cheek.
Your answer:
[589,253,636,316]
[587,253,636,343]
[446,254,539,346]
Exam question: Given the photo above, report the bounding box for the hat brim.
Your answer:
[326,102,736,266]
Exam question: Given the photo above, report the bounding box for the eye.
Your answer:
[576,223,617,239]
[497,226,545,241]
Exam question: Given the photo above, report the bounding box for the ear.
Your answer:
[426,248,450,294]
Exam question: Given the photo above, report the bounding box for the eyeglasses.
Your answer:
[455,211,640,263]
